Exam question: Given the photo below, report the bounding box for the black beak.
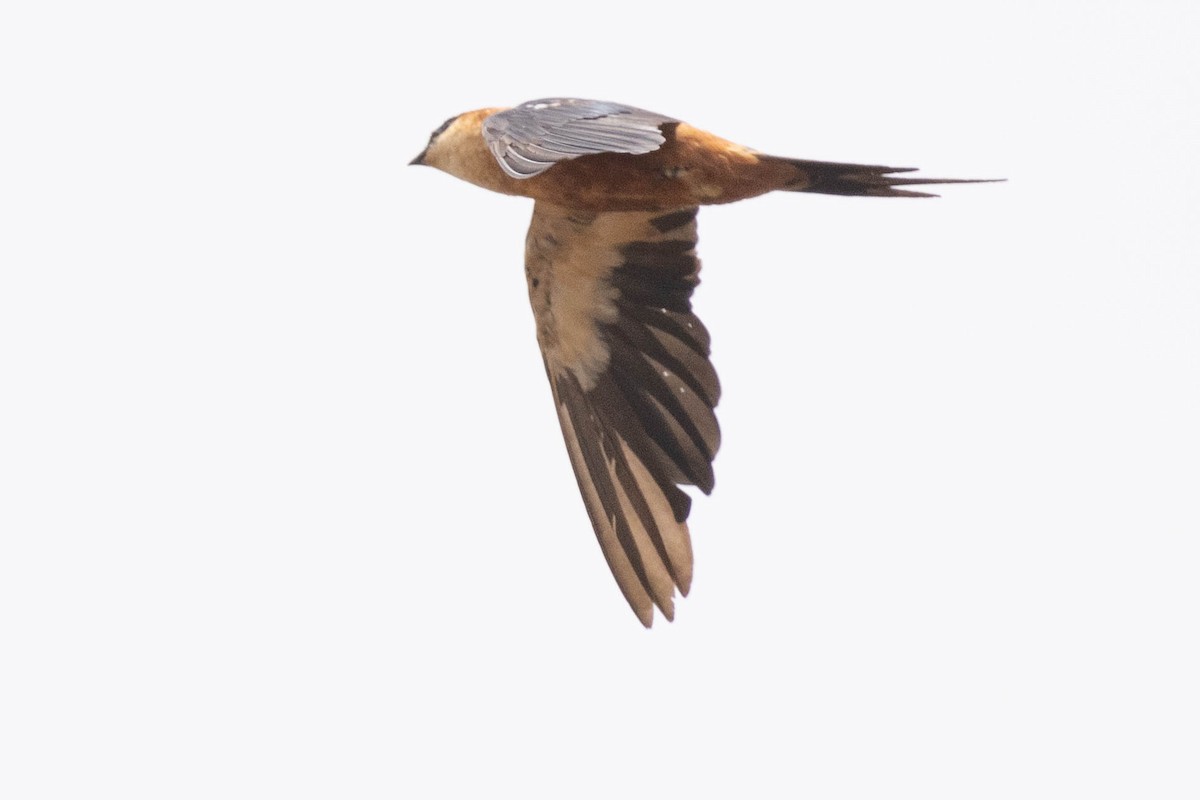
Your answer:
[409,149,427,166]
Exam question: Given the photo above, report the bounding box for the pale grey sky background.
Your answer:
[2,1,1197,798]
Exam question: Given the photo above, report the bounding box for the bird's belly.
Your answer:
[521,154,699,212]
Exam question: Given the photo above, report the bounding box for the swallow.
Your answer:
[410,97,995,626]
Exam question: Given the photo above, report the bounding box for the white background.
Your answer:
[2,1,1197,798]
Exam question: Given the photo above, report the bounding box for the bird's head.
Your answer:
[409,108,505,186]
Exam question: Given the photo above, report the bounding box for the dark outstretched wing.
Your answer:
[525,203,719,626]
[483,98,677,179]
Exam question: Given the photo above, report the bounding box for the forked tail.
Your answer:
[768,156,1002,198]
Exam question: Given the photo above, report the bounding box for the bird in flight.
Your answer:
[410,97,994,627]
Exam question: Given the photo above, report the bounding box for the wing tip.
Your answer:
[629,592,680,627]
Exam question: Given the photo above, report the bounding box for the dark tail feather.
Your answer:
[770,156,1002,198]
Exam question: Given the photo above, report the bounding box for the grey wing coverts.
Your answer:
[482,98,678,179]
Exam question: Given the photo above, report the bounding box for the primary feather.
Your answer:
[483,98,677,179]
